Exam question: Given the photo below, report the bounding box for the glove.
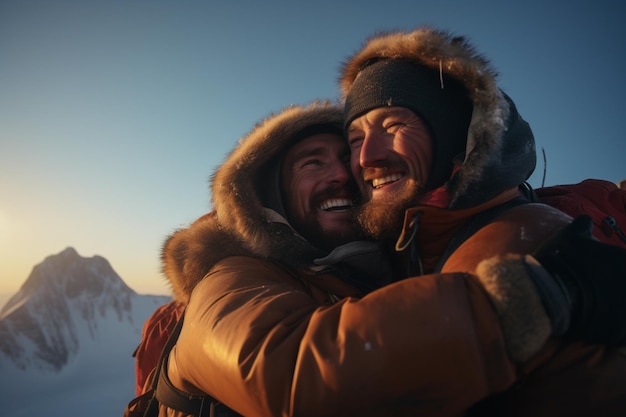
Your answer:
[532,215,626,345]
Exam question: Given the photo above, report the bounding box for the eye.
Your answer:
[348,134,364,150]
[383,121,404,133]
[300,158,322,168]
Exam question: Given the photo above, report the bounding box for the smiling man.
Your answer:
[348,105,435,238]
[280,130,359,251]
[341,26,626,415]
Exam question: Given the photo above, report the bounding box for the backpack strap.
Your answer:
[137,311,186,417]
[149,311,241,417]
[433,192,531,273]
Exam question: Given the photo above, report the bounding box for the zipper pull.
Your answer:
[600,216,626,244]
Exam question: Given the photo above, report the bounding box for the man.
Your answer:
[130,99,626,417]
[340,26,626,415]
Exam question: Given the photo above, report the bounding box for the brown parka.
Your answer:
[156,100,538,417]
[151,28,626,416]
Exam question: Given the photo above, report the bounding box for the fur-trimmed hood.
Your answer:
[340,27,536,209]
[162,101,348,303]
[211,101,345,264]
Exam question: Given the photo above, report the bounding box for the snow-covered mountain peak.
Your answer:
[0,247,169,375]
[0,248,171,416]
[4,247,134,315]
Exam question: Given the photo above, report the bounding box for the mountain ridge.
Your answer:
[0,246,171,417]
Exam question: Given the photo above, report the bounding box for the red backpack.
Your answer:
[133,301,185,395]
[536,179,626,247]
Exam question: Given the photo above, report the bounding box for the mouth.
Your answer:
[370,172,404,189]
[319,198,353,212]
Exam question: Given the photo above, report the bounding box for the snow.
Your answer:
[0,248,171,417]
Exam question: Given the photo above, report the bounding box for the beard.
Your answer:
[286,184,365,252]
[296,219,364,252]
[355,178,422,240]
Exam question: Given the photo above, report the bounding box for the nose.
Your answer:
[327,158,351,184]
[359,131,387,168]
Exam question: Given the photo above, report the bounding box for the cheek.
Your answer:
[401,134,432,176]
[350,152,361,176]
[403,147,431,179]
[286,177,305,210]
[293,178,317,208]
[350,160,367,190]
[417,143,433,176]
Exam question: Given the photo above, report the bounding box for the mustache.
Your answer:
[362,162,405,180]
[311,184,359,207]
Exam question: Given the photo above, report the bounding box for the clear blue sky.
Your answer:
[1,0,624,299]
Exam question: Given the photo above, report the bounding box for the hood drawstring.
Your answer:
[395,211,421,251]
[439,59,444,89]
[394,211,424,279]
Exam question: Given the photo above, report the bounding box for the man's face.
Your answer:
[347,107,433,238]
[281,133,362,250]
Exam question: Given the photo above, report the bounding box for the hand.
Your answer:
[532,215,626,345]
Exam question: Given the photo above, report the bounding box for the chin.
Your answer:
[299,219,362,251]
[325,226,363,243]
[356,201,403,239]
[357,180,421,239]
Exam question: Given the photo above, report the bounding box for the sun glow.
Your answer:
[0,209,10,242]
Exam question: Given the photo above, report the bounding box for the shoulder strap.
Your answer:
[433,193,531,273]
[139,310,186,417]
[151,311,241,417]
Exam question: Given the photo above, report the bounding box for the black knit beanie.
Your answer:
[344,59,474,191]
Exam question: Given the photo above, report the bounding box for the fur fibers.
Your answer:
[340,27,536,209]
[161,212,251,303]
[211,101,343,262]
[475,254,552,362]
[162,102,344,302]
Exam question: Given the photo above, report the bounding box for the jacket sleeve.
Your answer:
[171,257,517,417]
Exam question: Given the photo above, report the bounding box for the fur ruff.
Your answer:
[162,102,344,302]
[161,212,251,303]
[475,254,551,362]
[210,101,343,263]
[340,27,536,209]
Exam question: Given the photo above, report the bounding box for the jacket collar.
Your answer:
[396,188,521,273]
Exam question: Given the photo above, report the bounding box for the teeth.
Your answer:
[372,173,403,188]
[320,198,353,211]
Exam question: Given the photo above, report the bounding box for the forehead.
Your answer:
[284,132,346,162]
[348,106,417,129]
